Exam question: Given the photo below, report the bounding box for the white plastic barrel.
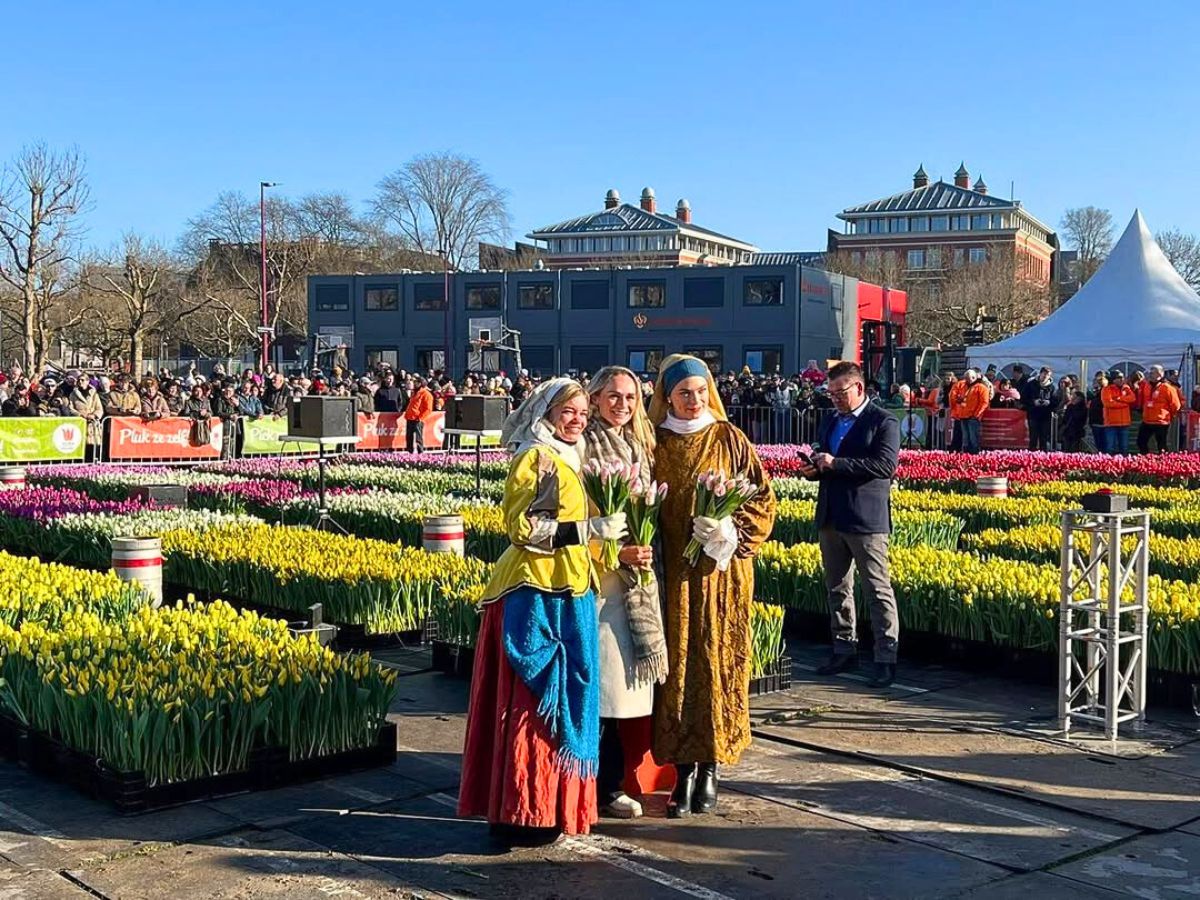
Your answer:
[976,476,1009,499]
[0,467,25,491]
[422,515,465,555]
[111,536,164,607]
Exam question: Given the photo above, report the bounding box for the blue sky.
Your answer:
[3,0,1197,255]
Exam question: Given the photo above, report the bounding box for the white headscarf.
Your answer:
[501,377,583,470]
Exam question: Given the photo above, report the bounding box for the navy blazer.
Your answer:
[814,401,900,534]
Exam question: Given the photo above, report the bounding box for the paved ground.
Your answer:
[1,639,1198,899]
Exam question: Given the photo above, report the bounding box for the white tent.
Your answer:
[968,210,1200,376]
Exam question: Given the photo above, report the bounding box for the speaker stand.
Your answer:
[281,435,360,531]
[444,429,503,498]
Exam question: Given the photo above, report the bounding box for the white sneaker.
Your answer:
[601,793,643,819]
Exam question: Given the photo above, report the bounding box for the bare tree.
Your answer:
[0,144,90,370]
[82,234,202,374]
[1156,228,1200,291]
[1061,206,1113,283]
[371,153,511,269]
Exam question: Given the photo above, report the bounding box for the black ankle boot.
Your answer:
[667,763,697,819]
[693,763,718,814]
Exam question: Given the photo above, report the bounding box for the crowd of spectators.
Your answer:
[2,355,1197,457]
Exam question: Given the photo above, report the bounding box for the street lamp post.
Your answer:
[438,247,451,376]
[259,181,278,372]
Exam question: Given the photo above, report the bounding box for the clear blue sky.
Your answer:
[3,0,1197,256]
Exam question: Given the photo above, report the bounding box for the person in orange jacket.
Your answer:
[403,376,435,453]
[946,375,967,451]
[951,369,990,453]
[1100,371,1136,455]
[1136,365,1182,453]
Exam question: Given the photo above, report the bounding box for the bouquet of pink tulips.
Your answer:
[683,469,761,566]
[581,458,638,568]
[626,479,669,585]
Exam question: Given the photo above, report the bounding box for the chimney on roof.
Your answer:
[640,187,656,214]
[973,175,988,196]
[954,162,970,189]
[675,198,691,224]
[913,164,929,189]
[604,188,620,210]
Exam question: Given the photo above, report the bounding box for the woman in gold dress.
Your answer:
[649,354,777,818]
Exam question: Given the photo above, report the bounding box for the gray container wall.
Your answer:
[307,265,858,377]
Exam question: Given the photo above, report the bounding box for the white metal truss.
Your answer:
[1057,509,1151,741]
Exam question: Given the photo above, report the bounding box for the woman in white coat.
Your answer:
[582,366,668,819]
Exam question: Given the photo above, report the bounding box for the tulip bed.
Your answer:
[750,602,785,679]
[159,524,491,634]
[0,553,397,785]
[774,500,964,550]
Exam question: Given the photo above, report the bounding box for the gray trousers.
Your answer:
[817,528,899,663]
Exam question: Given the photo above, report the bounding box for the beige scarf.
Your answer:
[582,419,668,685]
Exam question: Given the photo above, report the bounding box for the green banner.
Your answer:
[457,432,502,448]
[0,417,87,462]
[240,415,306,455]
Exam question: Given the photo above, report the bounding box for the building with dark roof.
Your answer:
[525,188,759,268]
[828,163,1058,286]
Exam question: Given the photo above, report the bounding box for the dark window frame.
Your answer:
[415,346,446,372]
[518,282,556,310]
[315,284,350,311]
[413,283,447,311]
[465,283,502,310]
[627,345,665,375]
[522,345,556,376]
[743,345,784,375]
[365,346,400,369]
[570,345,609,375]
[363,283,399,312]
[627,280,666,308]
[684,345,723,374]
[570,279,610,310]
[743,277,784,307]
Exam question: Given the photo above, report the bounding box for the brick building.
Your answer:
[827,163,1058,287]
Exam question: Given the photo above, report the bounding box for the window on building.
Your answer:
[627,346,664,374]
[522,346,555,376]
[612,236,626,252]
[891,217,909,233]
[911,216,929,232]
[415,347,445,372]
[571,345,608,375]
[931,215,949,232]
[684,277,724,308]
[953,248,965,267]
[744,346,783,374]
[363,284,398,311]
[685,346,723,373]
[628,281,665,308]
[991,214,1005,229]
[315,284,349,311]
[365,347,399,369]
[928,248,942,269]
[831,281,844,311]
[951,215,969,230]
[413,283,446,311]
[571,280,609,309]
[971,214,990,230]
[518,283,555,309]
[906,249,925,269]
[465,284,501,310]
[744,278,783,306]
[969,248,988,264]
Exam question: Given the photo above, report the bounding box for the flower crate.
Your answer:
[749,656,792,697]
[431,639,476,678]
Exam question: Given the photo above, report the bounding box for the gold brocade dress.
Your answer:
[652,421,777,766]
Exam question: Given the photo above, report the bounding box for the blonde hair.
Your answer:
[545,380,587,422]
[648,353,728,426]
[586,365,656,452]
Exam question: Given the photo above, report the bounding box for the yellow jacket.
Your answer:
[481,445,597,604]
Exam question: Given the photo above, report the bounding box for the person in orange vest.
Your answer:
[1136,365,1182,453]
[946,374,967,452]
[403,376,435,453]
[953,369,991,453]
[1100,370,1136,455]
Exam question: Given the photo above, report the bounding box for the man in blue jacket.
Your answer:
[798,361,901,687]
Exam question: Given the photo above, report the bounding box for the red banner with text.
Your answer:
[355,412,444,451]
[106,417,225,460]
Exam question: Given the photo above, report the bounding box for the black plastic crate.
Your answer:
[431,640,476,678]
[749,656,792,696]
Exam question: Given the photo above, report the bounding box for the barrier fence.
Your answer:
[1,406,1192,464]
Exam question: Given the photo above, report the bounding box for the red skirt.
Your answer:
[457,599,598,835]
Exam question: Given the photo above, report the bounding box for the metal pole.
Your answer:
[1058,511,1072,735]
[259,181,277,372]
[1105,514,1121,741]
[1136,512,1150,724]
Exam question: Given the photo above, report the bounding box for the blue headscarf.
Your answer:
[661,357,711,397]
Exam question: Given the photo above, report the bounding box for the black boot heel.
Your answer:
[667,764,697,819]
[693,763,718,814]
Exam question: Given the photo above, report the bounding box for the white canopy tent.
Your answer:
[968,211,1200,378]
